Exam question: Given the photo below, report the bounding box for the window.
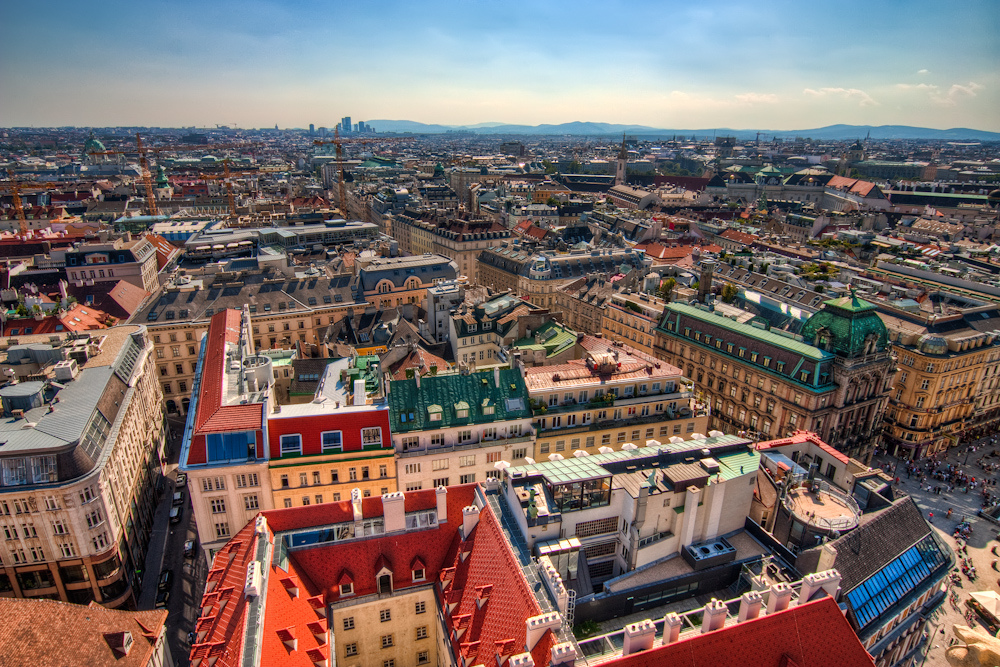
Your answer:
[300,473,308,487]
[513,447,527,459]
[302,496,310,505]
[384,661,395,667]
[280,434,302,455]
[349,467,357,481]
[281,474,289,488]
[340,582,354,596]
[413,568,426,582]
[343,617,355,631]
[321,431,343,452]
[283,498,292,508]
[380,608,391,622]
[362,427,383,447]
[52,520,67,535]
[382,635,394,649]
[244,495,259,511]
[235,473,259,488]
[433,477,449,487]
[459,455,476,467]
[210,499,226,514]
[85,509,103,529]
[214,522,230,539]
[415,600,426,614]
[418,650,430,664]
[460,474,475,484]
[416,626,428,640]
[93,531,110,551]
[345,642,358,657]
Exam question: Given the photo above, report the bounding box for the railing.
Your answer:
[638,530,674,549]
[398,434,534,458]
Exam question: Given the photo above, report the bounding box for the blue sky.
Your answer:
[2,0,997,130]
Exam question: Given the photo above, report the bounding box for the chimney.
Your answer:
[353,378,366,406]
[525,612,561,651]
[623,619,656,655]
[662,613,683,644]
[766,582,794,615]
[351,488,364,522]
[436,485,448,522]
[509,654,535,667]
[797,569,841,605]
[382,491,406,532]
[738,590,764,622]
[462,505,480,539]
[550,642,577,667]
[701,598,727,633]
[494,366,501,388]
[415,371,421,389]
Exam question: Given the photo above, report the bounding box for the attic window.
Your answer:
[427,405,443,422]
[412,568,425,582]
[455,401,470,418]
[323,295,332,304]
[340,582,353,596]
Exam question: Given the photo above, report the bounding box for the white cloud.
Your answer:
[803,87,877,107]
[917,69,929,75]
[897,80,985,106]
[895,83,938,91]
[734,92,779,105]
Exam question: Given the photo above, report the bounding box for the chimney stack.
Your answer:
[738,590,764,622]
[462,505,480,539]
[436,485,448,522]
[766,582,794,615]
[701,598,727,633]
[662,613,683,644]
[797,569,841,606]
[381,492,406,533]
[623,619,656,655]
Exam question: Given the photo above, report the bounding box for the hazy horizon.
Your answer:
[2,0,997,131]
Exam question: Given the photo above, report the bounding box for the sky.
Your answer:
[1,0,998,131]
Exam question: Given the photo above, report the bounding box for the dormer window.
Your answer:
[427,405,443,422]
[468,323,477,333]
[482,399,495,416]
[483,321,491,330]
[340,582,353,596]
[412,568,425,582]
[455,401,469,419]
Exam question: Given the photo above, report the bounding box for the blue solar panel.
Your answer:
[846,533,945,629]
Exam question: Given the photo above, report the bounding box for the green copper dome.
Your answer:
[800,290,888,359]
[82,132,106,155]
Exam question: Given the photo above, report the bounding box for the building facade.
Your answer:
[0,326,165,609]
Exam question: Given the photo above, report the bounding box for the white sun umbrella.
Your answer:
[573,450,590,457]
[621,442,639,451]
[548,453,564,461]
[493,460,511,471]
[690,433,707,440]
[668,436,685,444]
[598,446,615,454]
[524,457,535,465]
[645,439,661,448]
[708,430,725,438]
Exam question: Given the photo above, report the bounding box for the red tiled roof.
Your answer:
[194,310,264,434]
[756,430,849,465]
[719,228,759,245]
[107,280,151,316]
[609,596,875,667]
[0,598,167,667]
[635,242,722,261]
[144,233,182,271]
[259,556,326,667]
[286,486,476,598]
[446,506,555,667]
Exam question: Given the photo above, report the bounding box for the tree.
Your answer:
[546,197,560,207]
[542,160,557,175]
[721,282,739,303]
[660,277,677,303]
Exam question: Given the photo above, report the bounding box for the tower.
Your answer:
[615,133,628,186]
[698,260,715,303]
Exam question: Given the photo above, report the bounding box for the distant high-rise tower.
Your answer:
[309,123,315,135]
[342,117,352,134]
[615,133,628,186]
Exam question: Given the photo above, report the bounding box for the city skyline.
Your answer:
[1,0,998,131]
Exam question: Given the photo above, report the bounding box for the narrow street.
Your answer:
[873,435,1000,667]
[136,417,206,667]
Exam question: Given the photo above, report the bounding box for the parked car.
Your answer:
[158,569,173,591]
[175,472,187,487]
[183,539,197,558]
[155,589,170,608]
[172,490,184,506]
[169,507,181,524]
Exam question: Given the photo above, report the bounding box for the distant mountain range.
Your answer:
[366,119,1000,141]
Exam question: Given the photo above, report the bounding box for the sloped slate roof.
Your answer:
[388,368,529,432]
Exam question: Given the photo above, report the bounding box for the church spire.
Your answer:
[615,133,628,186]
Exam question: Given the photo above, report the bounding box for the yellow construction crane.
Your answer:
[89,135,260,216]
[199,160,259,217]
[313,131,415,215]
[1,172,54,240]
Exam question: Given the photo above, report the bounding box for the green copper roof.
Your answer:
[388,368,529,431]
[799,291,888,359]
[512,321,578,357]
[661,303,832,362]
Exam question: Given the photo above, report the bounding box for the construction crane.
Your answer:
[199,160,259,217]
[1,172,54,240]
[313,131,415,215]
[89,135,260,216]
